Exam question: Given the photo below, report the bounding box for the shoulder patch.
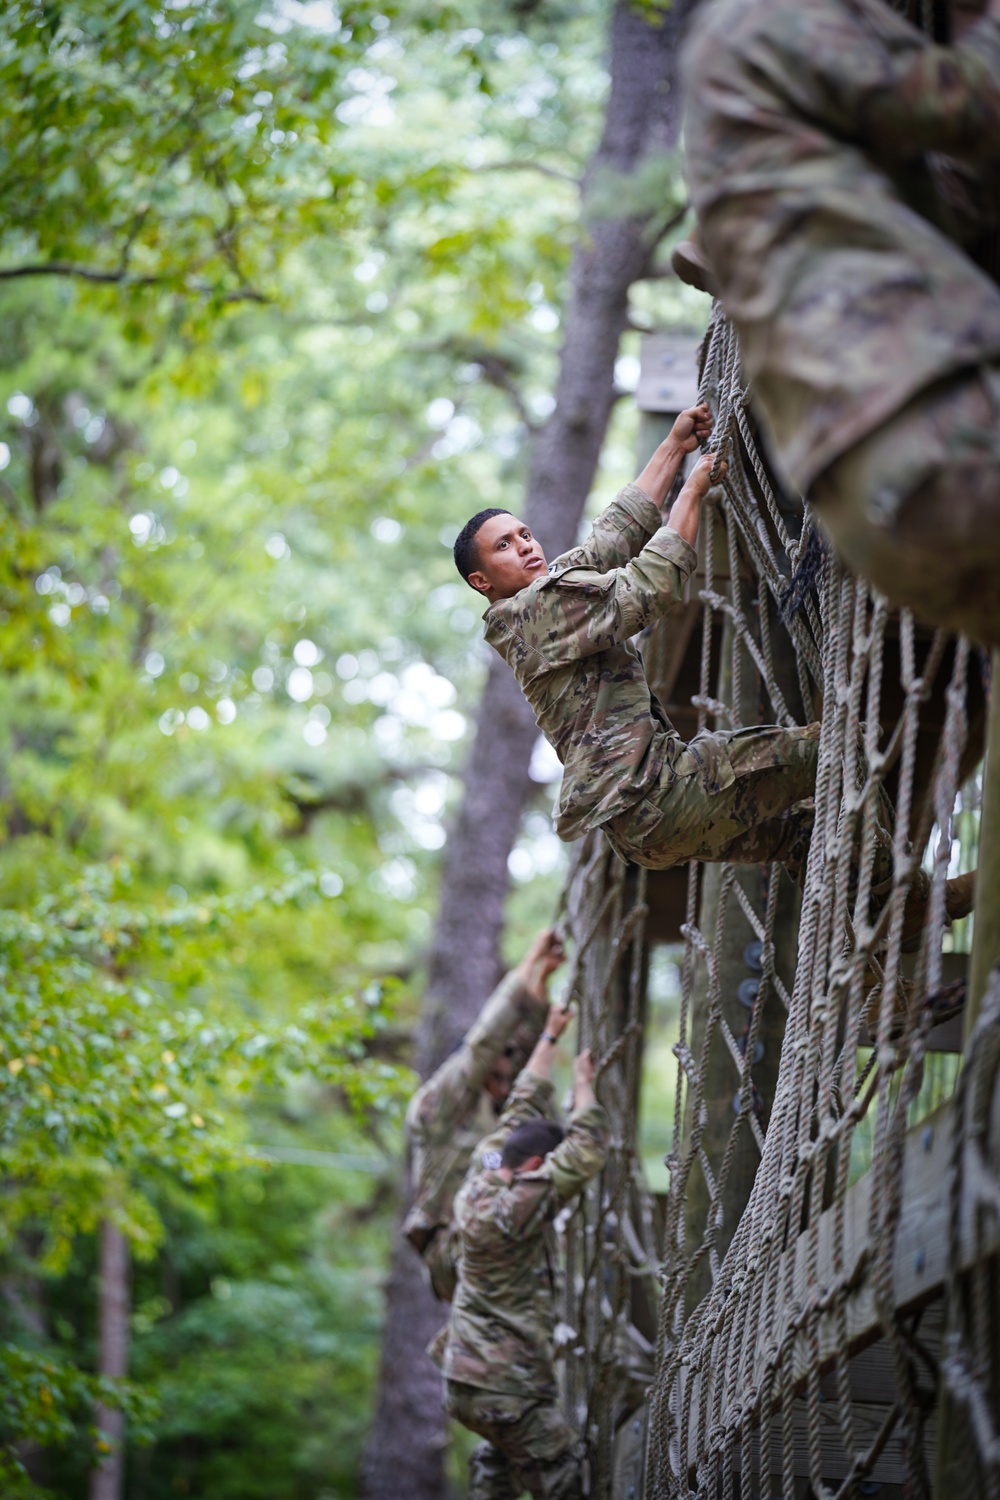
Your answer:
[480,1149,503,1171]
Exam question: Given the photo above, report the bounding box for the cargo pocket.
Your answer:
[686,733,736,795]
[603,794,665,862]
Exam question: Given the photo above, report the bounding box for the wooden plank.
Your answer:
[819,1298,943,1405]
[779,1103,955,1381]
[645,866,694,946]
[735,1399,938,1485]
[637,333,703,414]
[683,1105,1000,1474]
[612,1405,648,1500]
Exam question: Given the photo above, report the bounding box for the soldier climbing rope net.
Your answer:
[550,300,1000,1498]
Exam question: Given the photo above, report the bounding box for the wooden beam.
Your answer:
[681,1103,1000,1475]
[967,647,1000,1035]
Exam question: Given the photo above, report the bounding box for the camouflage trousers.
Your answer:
[811,362,1000,648]
[602,724,821,872]
[445,1381,583,1500]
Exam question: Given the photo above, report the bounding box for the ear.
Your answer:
[518,1154,545,1175]
[467,570,491,597]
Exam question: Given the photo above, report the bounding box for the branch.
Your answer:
[638,203,692,278]
[0,262,269,303]
[468,159,581,188]
[284,764,444,831]
[474,351,539,431]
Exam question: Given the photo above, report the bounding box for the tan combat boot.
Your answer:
[899,868,976,950]
[862,974,966,1040]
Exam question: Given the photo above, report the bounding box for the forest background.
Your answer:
[0,1,707,1496]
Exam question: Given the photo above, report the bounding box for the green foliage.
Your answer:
[0,0,389,303]
[0,1345,158,1498]
[1,863,407,1267]
[0,0,701,1491]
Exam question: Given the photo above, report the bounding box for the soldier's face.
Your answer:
[467,514,547,601]
[484,1057,516,1108]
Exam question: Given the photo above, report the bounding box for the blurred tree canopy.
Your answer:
[0,0,701,1493]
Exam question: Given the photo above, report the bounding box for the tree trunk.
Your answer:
[2,1232,49,1486]
[362,4,696,1496]
[89,1219,130,1500]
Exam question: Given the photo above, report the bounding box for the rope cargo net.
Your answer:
[553,302,1000,1499]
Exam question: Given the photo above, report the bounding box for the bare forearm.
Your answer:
[573,1080,596,1112]
[525,1033,558,1079]
[634,405,713,507]
[634,442,687,509]
[665,487,702,549]
[663,452,720,549]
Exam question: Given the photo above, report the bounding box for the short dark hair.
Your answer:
[502,1118,564,1170]
[453,508,511,583]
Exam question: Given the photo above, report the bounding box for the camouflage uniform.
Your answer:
[437,1072,608,1500]
[682,0,1000,645]
[404,969,548,1302]
[483,483,819,869]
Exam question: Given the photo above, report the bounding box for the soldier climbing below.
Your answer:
[433,1004,607,1500]
[404,928,565,1302]
[678,0,1000,647]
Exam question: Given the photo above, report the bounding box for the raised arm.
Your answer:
[522,454,723,664]
[407,932,564,1142]
[559,405,713,573]
[495,1050,609,1237]
[634,405,713,510]
[468,1003,574,1172]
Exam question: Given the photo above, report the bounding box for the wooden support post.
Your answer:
[934,649,1000,1497]
[680,611,803,1310]
[966,648,1000,1038]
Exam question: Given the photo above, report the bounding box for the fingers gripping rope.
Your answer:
[698,302,742,483]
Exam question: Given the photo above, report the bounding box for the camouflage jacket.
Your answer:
[483,484,697,841]
[438,1071,608,1398]
[682,0,1000,493]
[403,969,547,1253]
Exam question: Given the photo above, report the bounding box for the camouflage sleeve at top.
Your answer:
[493,1101,609,1240]
[547,484,663,575]
[532,525,696,667]
[407,970,546,1146]
[805,7,1000,165]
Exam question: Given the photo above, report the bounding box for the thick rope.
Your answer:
[553,303,993,1499]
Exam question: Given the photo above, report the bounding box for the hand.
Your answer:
[634,406,713,507]
[664,452,726,548]
[668,402,713,455]
[520,928,566,1000]
[684,451,726,502]
[544,1002,573,1041]
[572,1049,595,1088]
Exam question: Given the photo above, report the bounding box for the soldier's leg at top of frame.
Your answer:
[810,363,1000,649]
[602,723,821,871]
